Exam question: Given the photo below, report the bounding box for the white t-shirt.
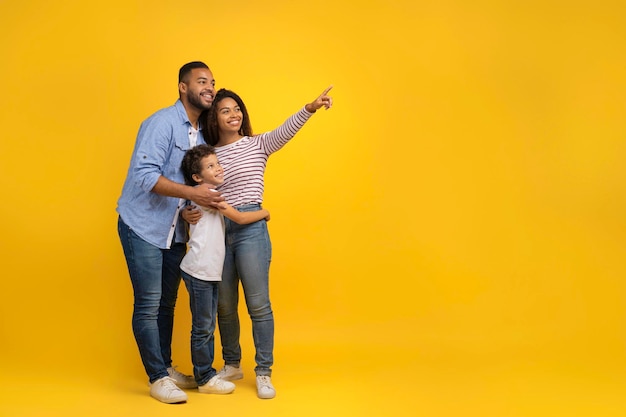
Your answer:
[180,204,225,281]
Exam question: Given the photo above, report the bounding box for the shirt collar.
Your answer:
[174,99,192,127]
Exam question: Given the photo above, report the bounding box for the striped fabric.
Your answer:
[215,107,313,207]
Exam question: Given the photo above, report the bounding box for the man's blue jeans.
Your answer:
[218,204,274,376]
[118,216,185,383]
[181,270,218,385]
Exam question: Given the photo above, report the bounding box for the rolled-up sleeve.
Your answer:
[116,100,198,249]
[133,117,174,192]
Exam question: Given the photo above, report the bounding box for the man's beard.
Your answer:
[188,91,211,111]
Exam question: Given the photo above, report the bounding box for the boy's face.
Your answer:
[192,154,224,186]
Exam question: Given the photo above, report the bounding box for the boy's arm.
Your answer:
[219,203,270,224]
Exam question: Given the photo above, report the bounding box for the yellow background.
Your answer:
[1,0,625,416]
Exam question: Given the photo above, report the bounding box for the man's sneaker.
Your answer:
[167,366,198,389]
[149,376,188,404]
[217,365,243,381]
[256,375,276,399]
[198,375,236,394]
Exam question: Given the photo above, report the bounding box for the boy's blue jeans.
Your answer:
[117,216,185,383]
[218,204,274,376]
[181,270,219,385]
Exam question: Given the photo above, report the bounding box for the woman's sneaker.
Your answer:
[217,365,243,381]
[149,376,188,403]
[256,375,276,399]
[167,366,198,389]
[198,375,236,394]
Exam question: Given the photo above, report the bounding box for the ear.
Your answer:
[192,173,203,184]
[179,81,187,95]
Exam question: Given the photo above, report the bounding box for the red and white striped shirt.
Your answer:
[215,107,313,207]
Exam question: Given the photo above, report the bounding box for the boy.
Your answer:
[179,144,270,394]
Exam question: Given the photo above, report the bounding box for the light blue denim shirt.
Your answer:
[116,100,205,249]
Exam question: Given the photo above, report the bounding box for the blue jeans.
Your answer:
[181,270,218,385]
[218,204,273,376]
[117,216,185,383]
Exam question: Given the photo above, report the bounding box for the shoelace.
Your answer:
[213,377,228,387]
[258,376,272,388]
[161,377,181,393]
[219,366,236,376]
[169,366,191,380]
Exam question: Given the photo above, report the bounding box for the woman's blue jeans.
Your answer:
[181,270,218,385]
[218,204,273,376]
[117,216,185,383]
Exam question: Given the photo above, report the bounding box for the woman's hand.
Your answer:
[305,85,333,113]
[181,205,202,225]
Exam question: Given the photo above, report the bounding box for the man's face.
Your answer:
[181,68,215,111]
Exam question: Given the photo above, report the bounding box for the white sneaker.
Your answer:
[217,365,243,381]
[167,366,198,389]
[256,375,276,399]
[149,376,188,404]
[198,375,236,394]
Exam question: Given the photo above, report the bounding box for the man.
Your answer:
[117,61,232,403]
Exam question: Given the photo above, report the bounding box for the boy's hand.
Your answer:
[181,205,202,225]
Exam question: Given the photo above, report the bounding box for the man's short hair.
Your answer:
[179,61,209,83]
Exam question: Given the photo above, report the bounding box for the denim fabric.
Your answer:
[181,270,219,385]
[118,216,185,383]
[218,204,273,376]
[116,100,204,249]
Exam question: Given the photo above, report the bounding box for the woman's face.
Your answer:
[216,97,243,134]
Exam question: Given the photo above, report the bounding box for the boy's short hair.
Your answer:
[181,144,216,186]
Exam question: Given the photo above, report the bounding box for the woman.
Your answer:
[187,86,332,399]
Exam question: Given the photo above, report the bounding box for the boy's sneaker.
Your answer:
[167,366,198,389]
[149,376,188,404]
[256,375,276,399]
[198,375,236,394]
[217,365,243,381]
